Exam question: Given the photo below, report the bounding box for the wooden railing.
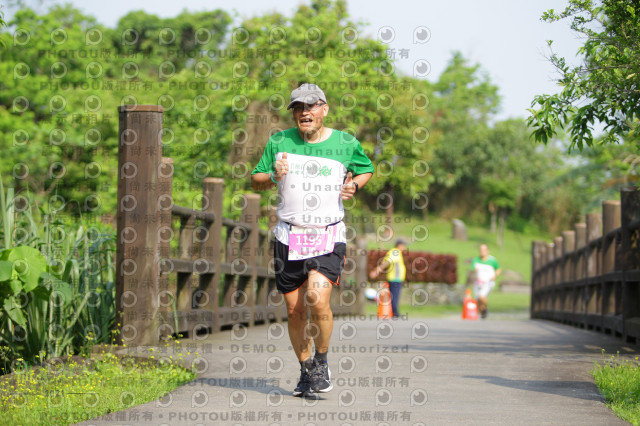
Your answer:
[531,187,640,343]
[116,105,366,345]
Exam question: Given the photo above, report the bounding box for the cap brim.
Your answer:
[287,95,321,110]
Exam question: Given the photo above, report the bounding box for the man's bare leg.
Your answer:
[304,270,334,392]
[306,270,334,354]
[284,282,313,361]
[477,296,488,316]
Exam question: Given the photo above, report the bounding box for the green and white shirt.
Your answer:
[470,255,500,286]
[252,128,374,245]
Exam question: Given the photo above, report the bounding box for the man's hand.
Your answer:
[273,152,289,181]
[341,172,356,200]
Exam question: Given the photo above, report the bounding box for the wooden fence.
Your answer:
[530,187,640,343]
[116,105,367,345]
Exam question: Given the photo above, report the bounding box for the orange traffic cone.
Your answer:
[377,282,393,319]
[462,289,478,320]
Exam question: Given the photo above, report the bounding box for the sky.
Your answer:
[5,0,584,121]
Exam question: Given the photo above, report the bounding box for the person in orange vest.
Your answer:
[469,243,502,319]
[369,239,408,318]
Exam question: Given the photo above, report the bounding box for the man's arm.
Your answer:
[354,172,372,189]
[341,172,373,200]
[251,172,278,191]
[252,152,288,191]
[369,259,390,280]
[370,249,395,279]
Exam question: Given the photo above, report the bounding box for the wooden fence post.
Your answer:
[201,178,224,333]
[562,231,575,283]
[546,242,555,287]
[574,223,586,281]
[157,157,174,339]
[553,237,563,285]
[265,207,285,322]
[531,241,544,317]
[620,187,640,341]
[602,200,621,323]
[241,194,261,327]
[586,213,602,278]
[585,213,602,328]
[562,231,576,319]
[545,242,554,313]
[574,223,587,320]
[116,105,164,345]
[602,201,621,274]
[176,211,195,328]
[537,242,547,289]
[553,236,563,314]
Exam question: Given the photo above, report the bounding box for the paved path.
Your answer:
[79,316,638,426]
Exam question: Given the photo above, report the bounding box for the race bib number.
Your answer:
[288,225,336,260]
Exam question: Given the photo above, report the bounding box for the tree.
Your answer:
[527,0,640,150]
[428,53,500,214]
[0,5,6,45]
[221,0,434,225]
[1,1,435,225]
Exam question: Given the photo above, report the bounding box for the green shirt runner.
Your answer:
[252,127,374,245]
[470,255,500,286]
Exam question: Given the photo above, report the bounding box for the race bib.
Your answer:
[288,225,336,260]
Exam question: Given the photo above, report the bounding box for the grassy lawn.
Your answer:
[592,353,640,425]
[363,214,548,285]
[361,213,536,318]
[364,291,531,318]
[0,351,195,425]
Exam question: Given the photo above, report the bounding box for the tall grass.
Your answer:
[592,351,640,425]
[0,179,115,374]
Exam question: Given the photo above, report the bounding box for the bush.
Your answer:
[0,179,115,374]
[368,249,457,284]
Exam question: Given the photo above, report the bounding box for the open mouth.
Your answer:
[299,117,313,125]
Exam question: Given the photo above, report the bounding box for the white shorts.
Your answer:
[474,281,495,299]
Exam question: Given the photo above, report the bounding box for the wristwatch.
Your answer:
[353,182,359,193]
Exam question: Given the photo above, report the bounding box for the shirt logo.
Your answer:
[305,162,319,176]
[319,166,332,176]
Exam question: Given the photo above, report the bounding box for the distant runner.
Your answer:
[469,243,501,319]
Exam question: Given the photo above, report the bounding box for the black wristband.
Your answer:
[353,181,359,193]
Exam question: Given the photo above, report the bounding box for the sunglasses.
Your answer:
[291,102,326,113]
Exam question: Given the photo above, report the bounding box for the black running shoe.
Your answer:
[309,358,333,393]
[293,366,311,396]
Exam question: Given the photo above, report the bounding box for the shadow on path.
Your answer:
[464,375,605,402]
[189,377,290,396]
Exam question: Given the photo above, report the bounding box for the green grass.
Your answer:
[364,291,531,318]
[592,352,640,425]
[0,351,195,425]
[364,214,547,285]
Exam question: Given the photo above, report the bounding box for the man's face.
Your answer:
[479,244,489,258]
[291,101,328,135]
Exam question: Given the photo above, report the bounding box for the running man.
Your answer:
[251,83,374,396]
[469,243,502,319]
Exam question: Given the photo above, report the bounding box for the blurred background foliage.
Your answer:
[0,0,637,236]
